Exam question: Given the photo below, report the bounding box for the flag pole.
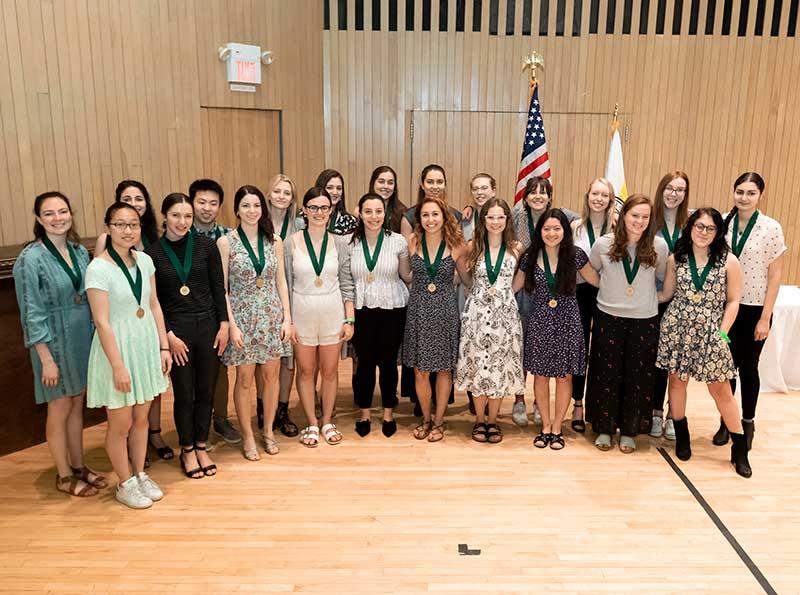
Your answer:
[522,51,544,93]
[611,103,620,131]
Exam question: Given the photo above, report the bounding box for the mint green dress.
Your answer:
[85,253,168,409]
[13,241,93,404]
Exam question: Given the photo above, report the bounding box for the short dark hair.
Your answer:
[189,179,225,205]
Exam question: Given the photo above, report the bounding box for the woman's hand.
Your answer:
[112,364,132,393]
[280,320,297,344]
[755,318,770,341]
[168,332,190,366]
[230,325,245,350]
[214,322,230,356]
[340,323,354,342]
[160,350,173,375]
[41,361,59,388]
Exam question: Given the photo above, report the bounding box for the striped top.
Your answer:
[343,231,410,310]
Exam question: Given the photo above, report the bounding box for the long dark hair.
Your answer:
[369,165,406,232]
[673,208,728,266]
[234,185,275,243]
[115,180,158,244]
[522,176,553,215]
[315,169,347,215]
[466,198,516,274]
[524,208,577,296]
[724,172,765,233]
[103,203,141,255]
[301,186,332,227]
[417,164,448,204]
[653,171,690,233]
[32,191,82,245]
[609,194,657,267]
[350,193,392,245]
[160,193,193,231]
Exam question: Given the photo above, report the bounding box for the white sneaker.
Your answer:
[532,403,542,425]
[116,476,153,509]
[664,418,676,441]
[649,416,663,437]
[512,401,528,427]
[136,471,163,502]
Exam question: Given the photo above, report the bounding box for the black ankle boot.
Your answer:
[712,417,729,446]
[273,401,299,437]
[741,419,755,451]
[673,417,692,461]
[730,433,752,478]
[256,398,264,430]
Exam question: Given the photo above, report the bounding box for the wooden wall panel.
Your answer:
[0,0,324,251]
[323,0,800,282]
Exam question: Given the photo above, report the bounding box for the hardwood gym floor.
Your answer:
[0,362,797,594]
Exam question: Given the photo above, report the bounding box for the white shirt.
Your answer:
[344,232,410,310]
[725,212,785,306]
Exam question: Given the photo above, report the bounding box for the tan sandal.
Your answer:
[427,422,445,442]
[56,474,98,497]
[242,439,260,461]
[71,466,108,489]
[413,419,432,440]
[263,435,280,455]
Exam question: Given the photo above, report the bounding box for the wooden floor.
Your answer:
[1,361,798,594]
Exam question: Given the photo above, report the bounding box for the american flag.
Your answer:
[514,82,551,203]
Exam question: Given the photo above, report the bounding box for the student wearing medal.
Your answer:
[713,172,785,451]
[368,165,408,233]
[86,203,172,507]
[402,195,469,443]
[512,209,599,449]
[586,195,669,453]
[344,193,411,437]
[655,208,752,477]
[569,178,616,433]
[218,186,295,460]
[315,169,357,235]
[650,171,691,441]
[13,191,101,498]
[147,193,229,479]
[456,198,525,444]
[285,186,355,447]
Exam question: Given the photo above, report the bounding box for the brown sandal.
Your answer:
[71,466,108,489]
[486,423,503,444]
[56,474,98,497]
[427,423,445,442]
[413,419,432,440]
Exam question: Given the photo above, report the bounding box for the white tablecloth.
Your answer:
[759,285,800,393]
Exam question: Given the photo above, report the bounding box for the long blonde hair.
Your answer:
[577,177,616,233]
[266,174,298,223]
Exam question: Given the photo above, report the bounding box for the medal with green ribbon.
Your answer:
[237,227,266,288]
[688,252,713,304]
[731,210,759,257]
[586,221,607,247]
[422,232,446,293]
[328,210,339,232]
[526,209,536,246]
[107,242,144,318]
[42,236,83,304]
[303,229,328,287]
[361,229,384,283]
[160,233,194,296]
[484,242,506,296]
[278,214,290,240]
[542,250,559,308]
[622,251,640,296]
[662,223,680,253]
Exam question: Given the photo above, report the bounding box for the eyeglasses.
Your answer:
[306,205,332,214]
[693,222,717,234]
[109,222,141,231]
[665,186,687,195]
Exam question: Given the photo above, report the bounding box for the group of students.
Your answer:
[14,164,783,509]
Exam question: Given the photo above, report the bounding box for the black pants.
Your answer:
[168,311,220,446]
[652,300,671,412]
[728,304,770,420]
[352,307,406,409]
[572,283,598,402]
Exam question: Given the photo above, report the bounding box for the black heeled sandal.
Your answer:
[180,446,203,479]
[571,402,586,433]
[194,444,217,477]
[148,428,175,460]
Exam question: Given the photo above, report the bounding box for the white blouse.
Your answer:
[344,232,410,310]
[725,212,785,306]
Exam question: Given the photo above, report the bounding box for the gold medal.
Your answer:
[488,286,497,296]
[136,307,145,319]
[427,282,437,293]
[179,285,190,296]
[73,294,82,305]
[548,298,558,308]
[366,272,375,283]
[314,277,324,288]
[691,293,702,304]
[255,277,265,288]
[625,286,635,296]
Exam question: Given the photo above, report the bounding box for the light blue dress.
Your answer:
[13,241,93,404]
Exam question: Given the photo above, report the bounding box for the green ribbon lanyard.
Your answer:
[159,233,195,288]
[688,252,713,293]
[731,210,759,257]
[237,227,265,277]
[542,250,557,297]
[303,229,329,277]
[361,229,384,273]
[422,232,446,283]
[526,209,536,245]
[141,234,151,249]
[279,214,290,240]
[41,236,82,294]
[622,251,640,286]
[586,221,607,247]
[328,210,339,232]
[107,242,143,306]
[662,223,680,253]
[484,243,506,286]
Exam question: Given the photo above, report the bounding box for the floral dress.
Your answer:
[455,251,525,397]
[656,258,736,383]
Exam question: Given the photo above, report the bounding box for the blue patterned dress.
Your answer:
[13,241,93,403]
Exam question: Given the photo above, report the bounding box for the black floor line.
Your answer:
[657,447,777,595]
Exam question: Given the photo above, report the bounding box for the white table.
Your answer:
[759,285,800,393]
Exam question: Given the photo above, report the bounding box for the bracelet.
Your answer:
[719,329,731,344]
[160,348,170,351]
[343,317,355,325]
